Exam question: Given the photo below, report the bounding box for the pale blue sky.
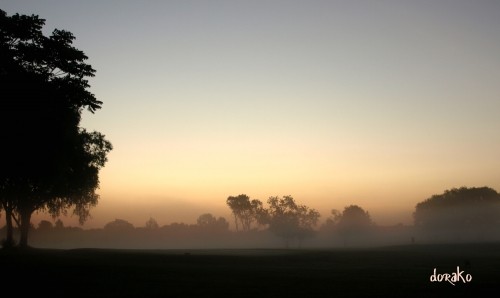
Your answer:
[3,1,500,227]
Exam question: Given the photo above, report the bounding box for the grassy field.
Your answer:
[1,243,499,297]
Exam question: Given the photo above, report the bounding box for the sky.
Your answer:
[3,0,500,228]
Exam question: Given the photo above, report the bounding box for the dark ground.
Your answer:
[1,243,499,297]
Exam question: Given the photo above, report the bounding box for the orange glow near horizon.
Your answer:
[4,2,500,232]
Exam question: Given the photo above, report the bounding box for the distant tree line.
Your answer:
[3,9,500,250]
[225,194,381,247]
[4,186,500,249]
[12,213,236,249]
[413,186,500,242]
[226,194,321,247]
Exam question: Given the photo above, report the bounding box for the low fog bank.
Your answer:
[4,187,500,249]
[3,223,500,250]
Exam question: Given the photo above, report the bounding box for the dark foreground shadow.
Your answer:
[1,243,499,297]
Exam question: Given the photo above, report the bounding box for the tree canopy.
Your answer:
[337,205,372,230]
[414,186,500,230]
[104,219,135,232]
[321,205,373,246]
[196,213,229,232]
[226,194,264,231]
[145,217,159,230]
[0,9,112,248]
[263,196,320,247]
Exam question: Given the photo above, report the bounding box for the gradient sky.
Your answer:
[3,1,500,228]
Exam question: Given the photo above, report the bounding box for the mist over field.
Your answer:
[17,209,500,250]
[2,1,500,296]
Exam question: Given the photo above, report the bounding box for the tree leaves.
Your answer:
[0,9,112,246]
[414,186,500,229]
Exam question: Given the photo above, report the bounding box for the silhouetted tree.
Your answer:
[161,222,190,236]
[37,220,53,231]
[0,9,112,248]
[226,194,264,231]
[336,205,373,246]
[54,219,64,229]
[216,217,230,231]
[104,219,135,232]
[196,213,229,232]
[324,209,341,228]
[197,213,217,226]
[414,186,500,232]
[262,196,320,247]
[145,217,159,230]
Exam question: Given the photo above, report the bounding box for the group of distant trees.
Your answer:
[31,214,231,235]
[226,195,320,247]
[226,195,264,232]
[223,187,500,246]
[17,213,234,249]
[2,9,500,249]
[322,205,373,246]
[4,186,500,249]
[414,186,500,228]
[226,194,378,247]
[414,186,500,242]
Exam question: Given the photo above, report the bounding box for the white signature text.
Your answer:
[430,266,472,286]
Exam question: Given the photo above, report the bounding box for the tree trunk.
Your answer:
[19,209,32,249]
[2,204,15,248]
[233,214,239,232]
